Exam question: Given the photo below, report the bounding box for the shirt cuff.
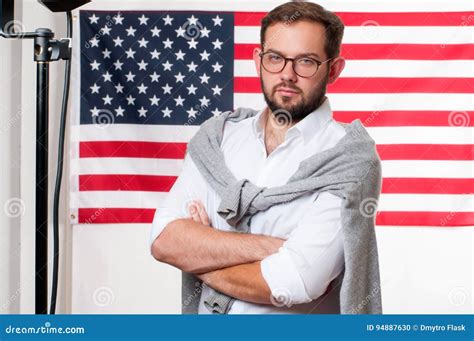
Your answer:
[260,248,312,306]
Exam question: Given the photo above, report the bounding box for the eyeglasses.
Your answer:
[259,51,334,78]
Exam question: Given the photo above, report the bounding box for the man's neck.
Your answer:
[263,108,298,157]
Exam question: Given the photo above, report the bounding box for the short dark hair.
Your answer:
[260,1,345,59]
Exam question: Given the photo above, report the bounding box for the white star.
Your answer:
[162,38,173,49]
[211,85,222,95]
[162,107,172,118]
[126,25,136,36]
[174,72,185,83]
[175,50,186,60]
[186,84,198,95]
[211,108,222,117]
[174,95,185,107]
[125,48,136,59]
[89,37,99,47]
[162,60,173,71]
[187,61,198,72]
[163,14,174,25]
[125,71,136,82]
[138,14,149,25]
[137,83,148,94]
[89,14,99,24]
[126,95,136,105]
[150,49,161,59]
[102,94,113,105]
[200,27,210,38]
[102,71,112,82]
[90,106,100,116]
[199,96,210,107]
[149,95,160,106]
[200,50,210,61]
[90,60,100,71]
[115,83,124,93]
[175,26,186,38]
[187,38,198,49]
[211,62,223,73]
[115,106,125,117]
[199,73,210,84]
[187,107,198,118]
[137,59,148,70]
[113,36,124,47]
[114,60,123,70]
[151,26,161,37]
[162,83,173,94]
[212,38,223,50]
[138,106,148,117]
[150,72,160,82]
[138,37,149,48]
[114,14,124,25]
[102,49,111,59]
[187,15,199,25]
[100,25,111,35]
[90,83,100,94]
[212,15,223,26]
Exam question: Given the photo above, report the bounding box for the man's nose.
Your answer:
[280,60,298,83]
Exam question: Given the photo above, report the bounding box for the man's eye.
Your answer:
[268,54,283,62]
[297,58,315,65]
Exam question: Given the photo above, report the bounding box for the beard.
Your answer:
[261,72,329,122]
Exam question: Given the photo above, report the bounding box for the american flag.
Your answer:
[70,6,473,227]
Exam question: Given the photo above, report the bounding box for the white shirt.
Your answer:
[149,98,347,314]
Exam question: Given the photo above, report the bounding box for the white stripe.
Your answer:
[378,194,472,212]
[72,159,472,179]
[234,93,474,111]
[78,0,474,13]
[236,26,474,44]
[71,124,199,142]
[381,161,473,179]
[234,60,474,78]
[366,127,473,144]
[71,158,184,176]
[71,191,472,212]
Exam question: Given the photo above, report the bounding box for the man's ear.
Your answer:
[253,47,262,75]
[327,56,345,84]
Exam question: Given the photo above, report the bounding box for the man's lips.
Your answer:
[276,87,300,97]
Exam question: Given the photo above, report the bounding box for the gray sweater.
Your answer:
[182,107,383,314]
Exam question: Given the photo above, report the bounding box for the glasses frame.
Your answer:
[259,51,334,78]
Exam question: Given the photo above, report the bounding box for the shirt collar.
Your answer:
[252,97,333,144]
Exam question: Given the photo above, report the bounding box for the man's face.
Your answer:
[254,20,334,122]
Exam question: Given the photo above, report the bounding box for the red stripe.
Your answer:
[79,174,177,192]
[77,208,473,226]
[78,208,155,224]
[80,141,187,159]
[234,76,474,93]
[382,178,474,194]
[334,111,474,127]
[376,211,474,226]
[235,43,474,60]
[376,144,474,160]
[234,11,474,26]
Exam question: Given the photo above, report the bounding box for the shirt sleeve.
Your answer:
[260,192,344,305]
[148,153,208,253]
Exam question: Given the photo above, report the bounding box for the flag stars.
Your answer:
[212,15,223,26]
[90,83,100,94]
[199,96,210,107]
[113,14,124,25]
[89,14,99,24]
[162,60,173,71]
[102,94,113,105]
[113,36,124,47]
[125,48,136,59]
[90,60,100,71]
[149,95,160,106]
[212,38,223,50]
[89,37,99,47]
[125,71,136,82]
[175,26,186,38]
[102,71,112,82]
[200,50,210,61]
[137,83,148,94]
[150,72,160,82]
[138,106,148,117]
[174,72,185,83]
[187,61,198,72]
[175,50,186,60]
[187,107,198,118]
[162,107,172,118]
[126,95,136,105]
[200,27,210,38]
[211,84,222,95]
[187,15,199,25]
[211,108,222,117]
[115,106,125,117]
[163,14,174,25]
[186,84,198,95]
[199,73,210,84]
[187,38,198,49]
[90,106,100,116]
[113,60,123,70]
[174,95,185,107]
[150,26,161,37]
[150,49,161,59]
[162,83,173,94]
[100,25,111,35]
[138,14,149,25]
[126,26,136,36]
[212,62,223,73]
[138,37,149,48]
[162,38,174,49]
[137,59,148,70]
[102,49,111,59]
[115,83,124,93]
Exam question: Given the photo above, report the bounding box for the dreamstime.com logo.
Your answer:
[4,321,85,335]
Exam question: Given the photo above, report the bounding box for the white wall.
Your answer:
[1,0,472,314]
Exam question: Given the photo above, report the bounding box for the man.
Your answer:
[149,1,382,314]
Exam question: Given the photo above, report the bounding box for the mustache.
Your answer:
[272,82,301,94]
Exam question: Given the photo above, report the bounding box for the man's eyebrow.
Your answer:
[265,49,323,60]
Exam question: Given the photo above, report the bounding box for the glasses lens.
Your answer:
[294,57,318,77]
[262,53,285,73]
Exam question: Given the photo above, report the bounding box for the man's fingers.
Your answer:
[195,200,210,226]
[188,202,202,223]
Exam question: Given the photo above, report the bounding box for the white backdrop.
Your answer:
[0,0,472,314]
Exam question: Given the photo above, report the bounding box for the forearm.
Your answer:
[197,261,272,305]
[151,218,283,274]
